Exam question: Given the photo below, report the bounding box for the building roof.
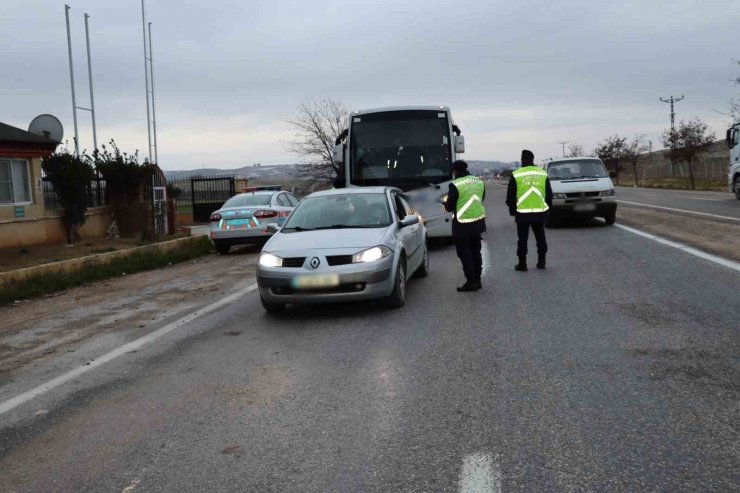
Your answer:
[0,122,60,145]
[0,122,59,157]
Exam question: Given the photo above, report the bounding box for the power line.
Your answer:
[660,95,684,133]
[558,140,569,158]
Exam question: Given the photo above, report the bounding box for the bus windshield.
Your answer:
[350,110,453,189]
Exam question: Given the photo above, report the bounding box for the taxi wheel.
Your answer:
[214,241,231,255]
[386,258,407,309]
[261,295,286,313]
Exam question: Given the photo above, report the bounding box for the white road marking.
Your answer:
[481,240,490,276]
[122,479,141,492]
[0,283,259,416]
[617,200,740,222]
[460,453,501,493]
[615,224,740,273]
[689,197,726,202]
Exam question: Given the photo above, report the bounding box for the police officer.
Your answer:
[506,150,553,271]
[443,160,487,292]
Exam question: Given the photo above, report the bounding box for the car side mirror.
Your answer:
[400,215,419,228]
[454,135,465,154]
[266,223,280,233]
[333,144,344,165]
[609,171,617,179]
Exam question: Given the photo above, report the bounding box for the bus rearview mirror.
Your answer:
[455,135,465,154]
[333,144,344,164]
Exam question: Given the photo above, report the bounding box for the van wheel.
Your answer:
[734,177,740,200]
[214,241,231,255]
[261,296,286,313]
[386,258,407,308]
[604,212,616,225]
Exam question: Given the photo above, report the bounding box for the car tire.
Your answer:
[414,242,430,278]
[604,212,616,225]
[386,257,407,308]
[734,177,740,201]
[214,241,231,255]
[261,295,286,313]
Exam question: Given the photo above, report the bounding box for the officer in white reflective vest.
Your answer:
[443,160,487,292]
[506,150,553,271]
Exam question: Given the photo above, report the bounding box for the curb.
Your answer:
[0,235,206,287]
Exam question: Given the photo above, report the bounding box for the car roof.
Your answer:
[306,187,394,199]
[547,157,604,164]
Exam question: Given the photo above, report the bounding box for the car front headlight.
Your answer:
[553,193,566,199]
[353,245,393,263]
[600,189,616,197]
[258,252,283,267]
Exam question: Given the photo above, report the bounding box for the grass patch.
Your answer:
[0,236,213,307]
[90,247,117,254]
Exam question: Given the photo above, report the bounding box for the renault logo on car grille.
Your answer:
[310,257,320,269]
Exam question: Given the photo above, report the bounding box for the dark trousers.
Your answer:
[516,222,547,257]
[455,235,483,280]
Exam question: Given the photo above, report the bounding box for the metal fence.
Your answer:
[191,176,236,222]
[167,177,193,213]
[42,176,107,211]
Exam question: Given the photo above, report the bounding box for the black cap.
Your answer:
[451,160,468,172]
[521,150,535,160]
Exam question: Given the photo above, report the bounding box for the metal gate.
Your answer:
[146,170,168,234]
[191,176,235,223]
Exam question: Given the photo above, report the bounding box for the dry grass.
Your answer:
[618,205,740,262]
[619,178,728,192]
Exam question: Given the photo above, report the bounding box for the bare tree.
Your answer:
[285,99,349,187]
[624,134,649,187]
[566,142,585,157]
[661,118,716,190]
[593,135,628,184]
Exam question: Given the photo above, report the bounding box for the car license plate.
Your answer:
[574,203,596,212]
[225,218,254,229]
[292,274,340,289]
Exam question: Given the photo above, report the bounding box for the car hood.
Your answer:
[550,177,613,193]
[265,227,389,253]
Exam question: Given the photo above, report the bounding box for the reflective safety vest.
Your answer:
[513,166,549,213]
[452,175,486,223]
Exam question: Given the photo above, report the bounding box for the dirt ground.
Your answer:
[0,245,259,375]
[618,205,740,262]
[0,235,187,273]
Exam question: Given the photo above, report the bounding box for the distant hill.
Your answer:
[165,160,515,181]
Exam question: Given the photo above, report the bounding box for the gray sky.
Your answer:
[2,0,738,170]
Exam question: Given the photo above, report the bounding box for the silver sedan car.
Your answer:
[256,187,429,312]
[209,190,299,254]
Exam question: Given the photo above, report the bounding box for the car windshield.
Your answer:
[350,110,453,188]
[282,193,392,231]
[222,193,273,208]
[547,160,608,180]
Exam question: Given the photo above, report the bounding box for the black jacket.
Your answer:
[444,171,487,237]
[506,173,553,223]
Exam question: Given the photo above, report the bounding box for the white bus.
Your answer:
[727,121,740,200]
[332,106,466,238]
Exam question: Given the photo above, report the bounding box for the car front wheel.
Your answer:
[604,211,616,225]
[386,258,407,308]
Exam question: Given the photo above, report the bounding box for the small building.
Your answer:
[0,122,110,248]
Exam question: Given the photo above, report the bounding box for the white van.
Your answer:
[544,157,617,225]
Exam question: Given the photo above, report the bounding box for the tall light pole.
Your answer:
[558,140,569,158]
[148,22,158,165]
[141,0,153,164]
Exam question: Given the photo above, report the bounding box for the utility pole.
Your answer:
[84,13,97,151]
[141,0,153,164]
[148,22,158,165]
[660,95,684,133]
[558,141,569,158]
[65,5,79,157]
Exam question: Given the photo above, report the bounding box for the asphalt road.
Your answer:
[616,187,740,220]
[2,185,740,492]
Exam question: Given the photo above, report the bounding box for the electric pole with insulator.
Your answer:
[558,141,569,158]
[660,95,684,133]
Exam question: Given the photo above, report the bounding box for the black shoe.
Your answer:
[475,277,482,289]
[515,263,528,272]
[457,282,479,292]
[537,254,546,270]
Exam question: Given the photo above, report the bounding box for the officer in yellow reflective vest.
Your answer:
[443,160,487,292]
[506,150,553,271]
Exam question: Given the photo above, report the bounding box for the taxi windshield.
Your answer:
[282,194,392,231]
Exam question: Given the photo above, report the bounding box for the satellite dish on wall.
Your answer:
[29,114,64,143]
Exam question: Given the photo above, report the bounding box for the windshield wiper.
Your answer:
[282,226,314,232]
